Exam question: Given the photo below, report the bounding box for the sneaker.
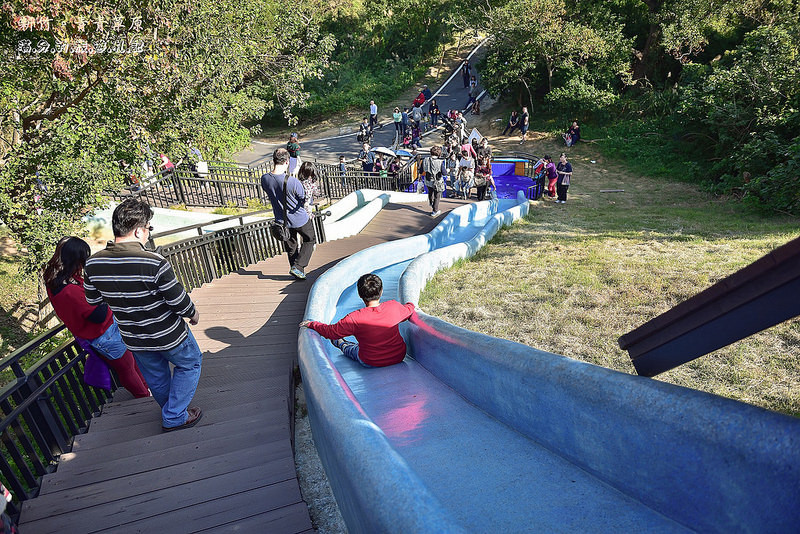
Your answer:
[431,210,441,217]
[331,338,346,350]
[289,267,306,280]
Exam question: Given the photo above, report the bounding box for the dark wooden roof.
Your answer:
[18,199,466,533]
[619,236,800,376]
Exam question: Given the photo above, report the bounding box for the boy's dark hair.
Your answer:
[357,273,382,302]
[112,198,153,237]
[273,147,290,165]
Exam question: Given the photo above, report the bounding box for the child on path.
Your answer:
[544,155,558,198]
[339,155,347,187]
[300,274,417,367]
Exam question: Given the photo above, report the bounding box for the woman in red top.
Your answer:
[44,237,150,397]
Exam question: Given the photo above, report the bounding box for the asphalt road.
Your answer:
[234,41,487,166]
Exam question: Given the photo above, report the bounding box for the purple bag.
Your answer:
[74,337,112,390]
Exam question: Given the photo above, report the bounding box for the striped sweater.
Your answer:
[84,241,196,352]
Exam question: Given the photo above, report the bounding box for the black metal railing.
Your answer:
[108,159,418,210]
[109,164,268,209]
[149,210,329,293]
[0,326,116,517]
[508,152,545,200]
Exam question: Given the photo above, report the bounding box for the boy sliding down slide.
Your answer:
[299,273,416,367]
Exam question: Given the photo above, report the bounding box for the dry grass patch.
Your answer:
[420,139,800,416]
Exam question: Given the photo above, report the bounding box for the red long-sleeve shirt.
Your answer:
[308,301,416,367]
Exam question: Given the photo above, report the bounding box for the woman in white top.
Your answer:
[457,149,475,200]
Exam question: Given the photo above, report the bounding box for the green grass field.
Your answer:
[420,134,800,417]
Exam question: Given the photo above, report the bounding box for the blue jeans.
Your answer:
[132,329,202,428]
[334,339,374,368]
[90,319,127,360]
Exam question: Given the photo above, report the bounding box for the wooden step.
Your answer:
[101,486,312,534]
[41,416,288,494]
[76,383,290,449]
[66,398,286,466]
[20,448,298,533]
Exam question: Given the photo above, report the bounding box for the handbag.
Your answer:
[269,173,292,241]
[75,337,113,390]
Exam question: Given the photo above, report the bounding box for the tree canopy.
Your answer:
[0,0,333,271]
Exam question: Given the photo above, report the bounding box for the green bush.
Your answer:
[743,139,800,213]
[545,76,620,121]
[211,202,241,215]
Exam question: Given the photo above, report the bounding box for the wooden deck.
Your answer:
[18,199,466,534]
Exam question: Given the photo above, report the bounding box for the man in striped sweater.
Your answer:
[84,198,203,432]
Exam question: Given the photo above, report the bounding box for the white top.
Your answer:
[458,157,475,177]
[370,103,378,115]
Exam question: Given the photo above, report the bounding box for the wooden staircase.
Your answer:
[18,199,465,533]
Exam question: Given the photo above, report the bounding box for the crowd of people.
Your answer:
[356,59,482,150]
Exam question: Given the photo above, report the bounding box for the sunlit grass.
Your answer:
[420,137,800,416]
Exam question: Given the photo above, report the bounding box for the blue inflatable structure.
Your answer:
[298,192,800,533]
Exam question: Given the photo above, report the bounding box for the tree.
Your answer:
[481,0,629,111]
[0,0,333,272]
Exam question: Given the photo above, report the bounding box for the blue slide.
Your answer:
[299,193,800,533]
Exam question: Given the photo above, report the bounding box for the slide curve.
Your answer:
[299,192,800,533]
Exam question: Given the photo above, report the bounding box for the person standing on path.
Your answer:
[358,142,375,173]
[544,154,558,198]
[463,77,479,112]
[261,148,316,280]
[84,198,203,432]
[287,133,301,176]
[473,157,491,201]
[428,99,441,129]
[461,60,471,88]
[369,100,379,131]
[412,103,423,130]
[457,148,475,200]
[519,106,530,144]
[556,153,573,203]
[401,107,410,137]
[423,146,444,216]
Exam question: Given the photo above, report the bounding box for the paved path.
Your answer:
[18,198,468,533]
[235,41,487,166]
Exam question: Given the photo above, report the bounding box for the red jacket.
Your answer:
[47,280,113,340]
[308,301,416,367]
